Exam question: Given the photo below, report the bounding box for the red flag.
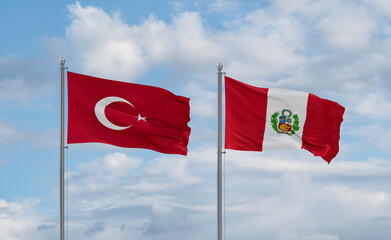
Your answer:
[67,72,191,155]
[225,76,345,163]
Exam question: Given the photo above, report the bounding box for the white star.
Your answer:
[138,114,147,122]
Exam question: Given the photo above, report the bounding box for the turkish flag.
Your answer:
[225,76,345,163]
[67,72,191,155]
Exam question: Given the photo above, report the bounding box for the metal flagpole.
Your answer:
[59,58,66,240]
[217,63,223,240]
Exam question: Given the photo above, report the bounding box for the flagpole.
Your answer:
[59,58,66,240]
[217,63,223,240]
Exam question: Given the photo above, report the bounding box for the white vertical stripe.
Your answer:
[262,88,309,151]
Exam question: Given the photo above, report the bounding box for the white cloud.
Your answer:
[144,204,187,235]
[64,150,391,240]
[0,56,56,107]
[78,152,142,178]
[225,150,391,177]
[345,123,391,152]
[209,0,242,13]
[0,119,59,148]
[2,149,391,239]
[50,3,391,239]
[1,1,391,239]
[281,232,340,240]
[0,120,23,145]
[0,78,27,103]
[66,2,145,81]
[66,2,222,82]
[0,198,57,240]
[220,152,391,240]
[364,0,391,20]
[314,1,377,51]
[183,81,216,118]
[62,1,391,127]
[219,8,307,84]
[349,91,391,119]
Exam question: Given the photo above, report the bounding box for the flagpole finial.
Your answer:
[59,58,65,66]
[217,63,223,72]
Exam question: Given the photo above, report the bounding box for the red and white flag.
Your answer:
[67,72,191,155]
[225,76,345,163]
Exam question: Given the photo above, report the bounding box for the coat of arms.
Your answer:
[271,109,300,135]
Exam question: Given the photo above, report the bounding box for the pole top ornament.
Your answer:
[217,63,223,72]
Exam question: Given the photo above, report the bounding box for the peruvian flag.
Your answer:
[67,72,191,155]
[225,76,345,163]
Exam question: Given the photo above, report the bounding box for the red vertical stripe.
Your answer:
[302,93,345,163]
[225,77,268,151]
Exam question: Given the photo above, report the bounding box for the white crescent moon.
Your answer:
[95,96,135,130]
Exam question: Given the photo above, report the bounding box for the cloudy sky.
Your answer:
[1,0,390,239]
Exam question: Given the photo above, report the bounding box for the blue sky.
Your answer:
[1,0,391,239]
